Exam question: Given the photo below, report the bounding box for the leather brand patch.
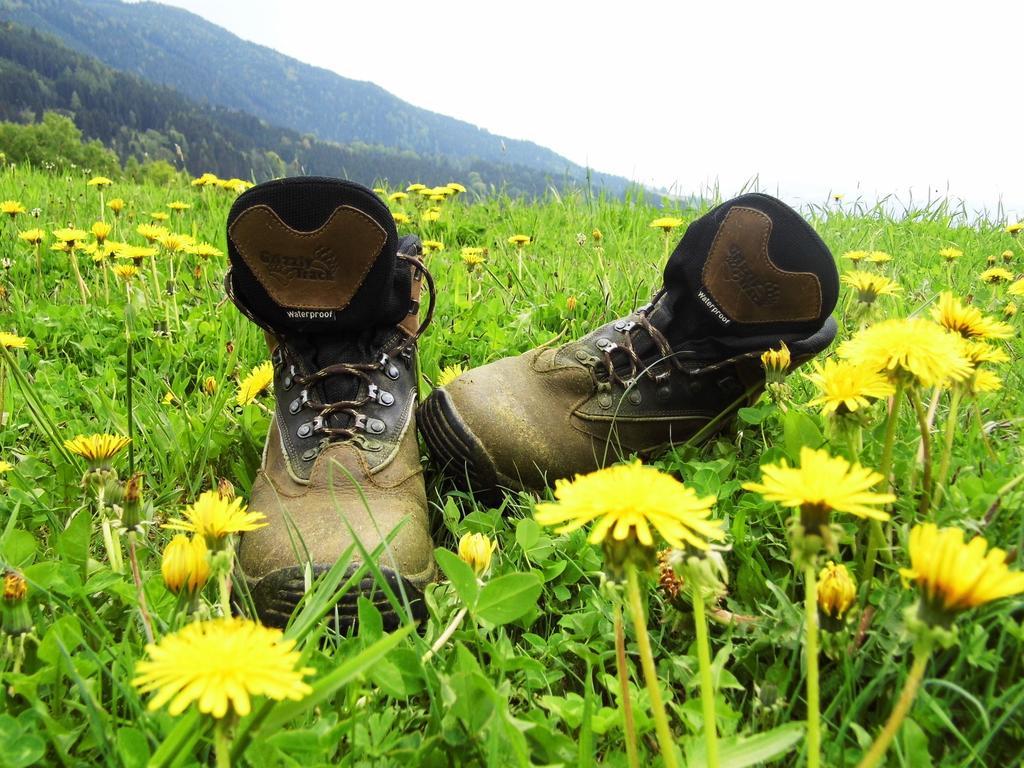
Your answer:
[229,204,387,311]
[701,206,821,324]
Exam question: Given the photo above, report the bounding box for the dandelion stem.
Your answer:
[69,248,90,305]
[878,381,904,491]
[855,646,932,768]
[127,531,155,644]
[625,563,678,768]
[0,360,6,428]
[692,586,719,768]
[804,563,821,768]
[907,389,932,516]
[613,600,640,768]
[935,388,963,501]
[214,718,233,768]
[421,606,468,663]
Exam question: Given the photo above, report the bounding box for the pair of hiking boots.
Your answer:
[225,178,839,630]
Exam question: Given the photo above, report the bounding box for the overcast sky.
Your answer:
[152,0,1021,219]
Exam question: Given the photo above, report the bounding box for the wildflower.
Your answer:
[150,211,170,222]
[566,295,578,311]
[959,339,1009,366]
[1007,278,1024,297]
[52,228,89,247]
[0,460,12,474]
[965,369,1001,396]
[64,433,130,469]
[507,234,532,246]
[649,217,683,232]
[535,460,722,551]
[930,292,1013,339]
[805,359,895,415]
[167,201,190,212]
[421,210,441,223]
[107,198,125,215]
[832,194,845,202]
[760,343,791,377]
[1,568,32,636]
[237,361,273,406]
[161,534,211,595]
[133,617,313,718]
[164,490,266,546]
[461,250,485,271]
[192,172,220,187]
[91,221,112,244]
[186,243,222,259]
[17,229,44,245]
[388,192,408,203]
[406,183,427,193]
[446,182,466,194]
[1002,250,1014,263]
[159,233,194,253]
[986,254,997,266]
[136,224,168,244]
[843,250,869,262]
[743,447,893,545]
[458,532,497,577]
[900,523,1024,626]
[121,245,158,264]
[1006,222,1023,235]
[437,364,465,387]
[429,193,446,202]
[979,267,1014,284]
[201,376,218,395]
[392,212,410,225]
[817,561,856,620]
[0,332,27,349]
[866,250,892,264]
[113,264,139,282]
[938,247,962,262]
[592,228,603,241]
[1,200,25,218]
[417,187,434,198]
[841,271,902,305]
[87,176,113,187]
[1005,302,1017,318]
[421,240,444,254]
[838,318,972,388]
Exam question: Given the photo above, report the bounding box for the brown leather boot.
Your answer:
[225,177,436,631]
[419,193,839,493]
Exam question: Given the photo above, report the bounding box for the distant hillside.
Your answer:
[0,21,613,196]
[0,0,633,196]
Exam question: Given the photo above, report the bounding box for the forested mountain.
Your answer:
[0,0,631,195]
[0,21,618,196]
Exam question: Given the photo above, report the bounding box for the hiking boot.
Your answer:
[225,177,436,631]
[419,193,839,493]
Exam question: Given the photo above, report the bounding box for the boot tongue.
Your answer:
[226,177,412,335]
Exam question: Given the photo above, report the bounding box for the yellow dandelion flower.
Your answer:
[164,490,267,543]
[3,568,27,602]
[566,295,578,311]
[446,182,466,194]
[461,251,485,270]
[967,369,1001,395]
[161,534,211,595]
[192,172,220,187]
[416,187,434,197]
[900,523,1024,623]
[592,228,603,242]
[959,339,1009,366]
[841,271,902,304]
[133,617,313,718]
[843,250,870,262]
[458,532,497,577]
[201,376,218,395]
[817,561,856,619]
[186,243,223,260]
[979,267,1014,284]
[17,228,45,245]
[1005,222,1023,235]
[421,210,441,223]
[507,234,532,246]
[91,221,112,243]
[930,293,1013,340]
[136,224,168,244]
[0,332,28,349]
[52,228,89,246]
[392,212,411,225]
[120,245,158,263]
[388,192,408,203]
[743,446,894,522]
[167,201,190,212]
[406,183,427,193]
[1,200,25,217]
[107,197,126,214]
[535,460,723,550]
[1002,250,1014,263]
[87,176,113,187]
[838,318,972,388]
[64,433,131,466]
[760,343,791,376]
[866,250,892,263]
[805,359,895,415]
[237,361,273,406]
[986,254,998,266]
[0,460,13,474]
[938,247,962,262]
[649,217,683,232]
[1005,302,1017,318]
[113,264,139,282]
[150,211,170,222]
[159,233,194,253]
[1007,278,1024,297]
[421,240,444,254]
[162,391,177,406]
[437,364,465,387]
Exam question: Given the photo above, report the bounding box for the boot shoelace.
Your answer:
[286,252,435,442]
[599,307,686,389]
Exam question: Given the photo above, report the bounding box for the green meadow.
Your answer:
[0,163,1022,767]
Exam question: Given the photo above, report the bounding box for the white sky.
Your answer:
[154,0,1023,219]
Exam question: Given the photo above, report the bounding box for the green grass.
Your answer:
[0,163,1022,767]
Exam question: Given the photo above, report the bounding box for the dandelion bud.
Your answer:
[592,228,603,242]
[1005,303,1017,318]
[202,376,218,395]
[817,561,856,629]
[457,532,496,578]
[217,478,236,502]
[2,568,32,636]
[119,473,149,532]
[1002,250,1014,264]
[760,343,791,383]
[566,295,578,312]
[161,535,211,595]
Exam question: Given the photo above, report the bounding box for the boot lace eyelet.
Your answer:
[283,365,297,391]
[297,422,313,439]
[366,418,386,435]
[288,390,308,415]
